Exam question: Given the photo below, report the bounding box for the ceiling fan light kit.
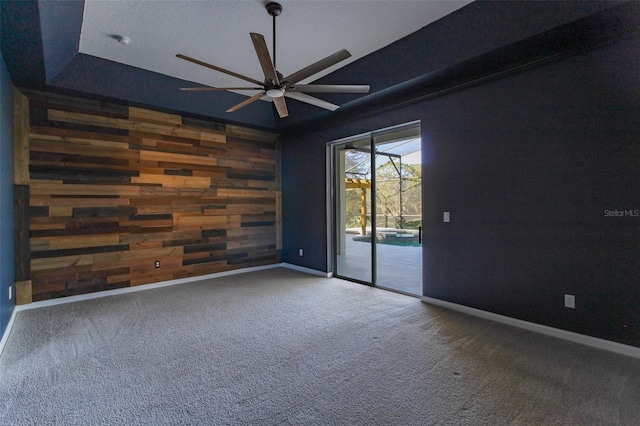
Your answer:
[266,88,285,98]
[176,2,369,118]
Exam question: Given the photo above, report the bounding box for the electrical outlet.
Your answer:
[564,294,575,309]
[155,260,161,269]
[298,249,303,257]
[443,212,450,223]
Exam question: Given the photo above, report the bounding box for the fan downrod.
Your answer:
[266,2,282,17]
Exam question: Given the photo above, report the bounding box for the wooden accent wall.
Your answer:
[14,89,32,304]
[23,90,280,301]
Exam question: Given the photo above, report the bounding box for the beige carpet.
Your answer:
[1,267,639,425]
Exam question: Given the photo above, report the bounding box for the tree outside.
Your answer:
[344,151,421,231]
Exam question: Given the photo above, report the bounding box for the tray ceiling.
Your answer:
[79,1,471,98]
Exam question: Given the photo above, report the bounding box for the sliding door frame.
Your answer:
[327,121,421,288]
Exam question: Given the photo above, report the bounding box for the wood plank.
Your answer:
[15,280,32,305]
[119,231,202,245]
[247,180,277,190]
[31,234,120,251]
[138,186,210,197]
[203,205,271,215]
[92,246,184,270]
[225,149,276,166]
[108,257,183,284]
[227,226,276,238]
[14,185,30,282]
[190,170,230,180]
[30,181,140,196]
[30,222,66,231]
[30,196,130,207]
[135,205,202,215]
[275,191,282,250]
[118,219,173,229]
[130,258,183,275]
[129,274,177,287]
[22,89,129,118]
[31,266,128,297]
[181,115,226,132]
[139,149,218,167]
[155,140,197,153]
[132,173,211,189]
[173,214,241,231]
[49,206,73,217]
[31,254,93,271]
[218,157,275,172]
[30,157,133,175]
[199,132,227,145]
[129,106,182,126]
[30,130,130,150]
[72,206,137,218]
[129,241,163,250]
[31,125,130,143]
[48,109,206,140]
[30,139,137,160]
[13,88,30,184]
[224,150,277,164]
[227,237,276,250]
[225,124,278,142]
[216,188,276,198]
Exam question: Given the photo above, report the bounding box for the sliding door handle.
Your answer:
[418,226,422,244]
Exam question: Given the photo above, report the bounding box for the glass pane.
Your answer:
[374,136,422,296]
[335,141,372,283]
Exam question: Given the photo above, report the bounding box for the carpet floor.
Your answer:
[1,267,639,425]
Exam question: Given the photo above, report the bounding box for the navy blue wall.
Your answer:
[38,0,83,83]
[0,47,15,339]
[281,33,639,346]
[50,54,278,129]
[280,1,622,127]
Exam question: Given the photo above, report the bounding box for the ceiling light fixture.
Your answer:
[115,35,131,45]
[266,88,285,98]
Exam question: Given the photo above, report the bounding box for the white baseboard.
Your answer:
[0,308,18,357]
[421,296,640,360]
[281,262,332,277]
[15,264,283,312]
[12,263,330,313]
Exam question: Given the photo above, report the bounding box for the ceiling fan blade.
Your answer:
[226,92,266,113]
[285,92,339,111]
[273,96,289,118]
[290,84,370,94]
[176,54,264,86]
[180,87,263,91]
[250,33,279,85]
[282,49,351,85]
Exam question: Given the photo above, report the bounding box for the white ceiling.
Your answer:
[79,0,472,99]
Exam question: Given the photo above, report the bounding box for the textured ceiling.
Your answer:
[79,0,472,99]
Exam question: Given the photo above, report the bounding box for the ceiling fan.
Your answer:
[176,2,370,118]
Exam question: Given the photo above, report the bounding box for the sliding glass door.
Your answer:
[333,138,373,284]
[331,122,422,296]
